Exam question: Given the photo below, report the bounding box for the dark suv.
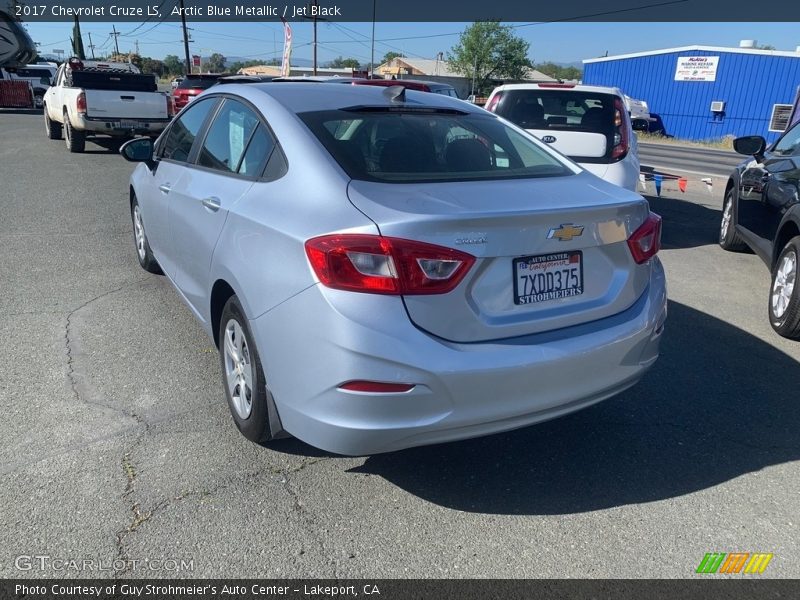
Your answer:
[719,114,800,338]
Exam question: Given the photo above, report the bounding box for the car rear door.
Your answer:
[169,97,272,319]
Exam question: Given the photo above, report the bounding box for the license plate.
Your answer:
[118,120,138,129]
[513,251,583,305]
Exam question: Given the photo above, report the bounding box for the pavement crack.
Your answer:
[277,458,337,576]
[64,279,148,422]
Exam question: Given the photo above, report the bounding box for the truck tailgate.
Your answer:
[84,90,167,120]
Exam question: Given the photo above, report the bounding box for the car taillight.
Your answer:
[76,92,86,114]
[484,92,502,112]
[305,234,475,295]
[627,213,662,264]
[537,83,576,88]
[611,96,630,161]
[166,94,175,117]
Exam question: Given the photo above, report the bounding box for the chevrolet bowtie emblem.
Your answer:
[547,224,585,241]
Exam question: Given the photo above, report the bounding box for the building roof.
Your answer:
[584,45,800,64]
[376,57,557,82]
[377,57,461,77]
[239,65,354,76]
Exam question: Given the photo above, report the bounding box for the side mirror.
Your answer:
[733,135,766,158]
[120,137,154,162]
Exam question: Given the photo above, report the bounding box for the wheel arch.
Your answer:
[773,218,800,268]
[210,279,237,349]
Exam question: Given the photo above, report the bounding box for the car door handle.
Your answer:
[158,184,171,194]
[202,196,221,212]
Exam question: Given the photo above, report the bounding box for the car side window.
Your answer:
[197,99,260,174]
[160,98,216,163]
[772,122,800,157]
[238,125,276,177]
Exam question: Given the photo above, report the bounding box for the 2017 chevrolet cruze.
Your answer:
[121,82,667,455]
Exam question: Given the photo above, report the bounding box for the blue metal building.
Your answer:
[583,45,800,143]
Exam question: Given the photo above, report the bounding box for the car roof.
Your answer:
[221,82,481,115]
[492,83,624,96]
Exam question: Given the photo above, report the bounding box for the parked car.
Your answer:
[43,57,174,152]
[719,120,800,338]
[352,78,459,98]
[485,83,640,191]
[171,76,184,89]
[173,74,226,110]
[120,83,666,455]
[0,63,55,107]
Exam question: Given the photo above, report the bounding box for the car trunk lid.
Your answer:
[347,172,651,342]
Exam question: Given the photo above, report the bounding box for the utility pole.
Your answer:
[111,25,120,56]
[179,0,192,75]
[134,39,139,56]
[370,0,376,77]
[87,32,96,59]
[312,0,318,75]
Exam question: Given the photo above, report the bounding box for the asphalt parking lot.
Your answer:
[1,110,798,579]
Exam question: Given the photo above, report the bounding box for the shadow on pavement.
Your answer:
[81,137,126,155]
[647,194,723,251]
[347,300,799,514]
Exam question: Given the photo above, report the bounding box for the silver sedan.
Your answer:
[121,82,667,455]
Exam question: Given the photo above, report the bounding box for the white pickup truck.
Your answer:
[44,57,174,153]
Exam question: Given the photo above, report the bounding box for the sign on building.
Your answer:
[674,56,719,81]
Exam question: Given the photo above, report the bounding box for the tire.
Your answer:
[719,188,748,251]
[64,114,85,153]
[34,92,44,109]
[768,235,800,339]
[218,296,285,444]
[44,107,62,140]
[130,197,163,274]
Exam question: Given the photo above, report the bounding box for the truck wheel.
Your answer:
[44,107,62,140]
[64,115,85,153]
[34,92,44,109]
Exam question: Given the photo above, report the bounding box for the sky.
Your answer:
[23,21,800,66]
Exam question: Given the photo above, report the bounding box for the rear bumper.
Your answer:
[581,155,640,192]
[252,258,667,456]
[74,114,171,135]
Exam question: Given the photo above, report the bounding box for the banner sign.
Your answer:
[280,17,292,77]
[674,56,719,82]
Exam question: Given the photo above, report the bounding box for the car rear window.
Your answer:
[299,109,572,183]
[178,76,221,90]
[495,90,616,136]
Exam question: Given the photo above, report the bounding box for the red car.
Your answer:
[351,78,459,98]
[172,74,225,110]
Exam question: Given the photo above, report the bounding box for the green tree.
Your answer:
[381,51,404,64]
[70,17,85,60]
[204,52,227,73]
[447,21,531,95]
[534,62,582,81]
[328,56,361,69]
[163,54,184,76]
[140,57,165,77]
[757,44,776,50]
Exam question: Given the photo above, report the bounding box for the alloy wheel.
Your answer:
[132,205,146,261]
[772,250,797,319]
[223,319,254,420]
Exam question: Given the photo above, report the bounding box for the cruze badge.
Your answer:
[547,224,584,241]
[542,135,557,143]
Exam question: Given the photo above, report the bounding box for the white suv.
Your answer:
[485,83,640,191]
